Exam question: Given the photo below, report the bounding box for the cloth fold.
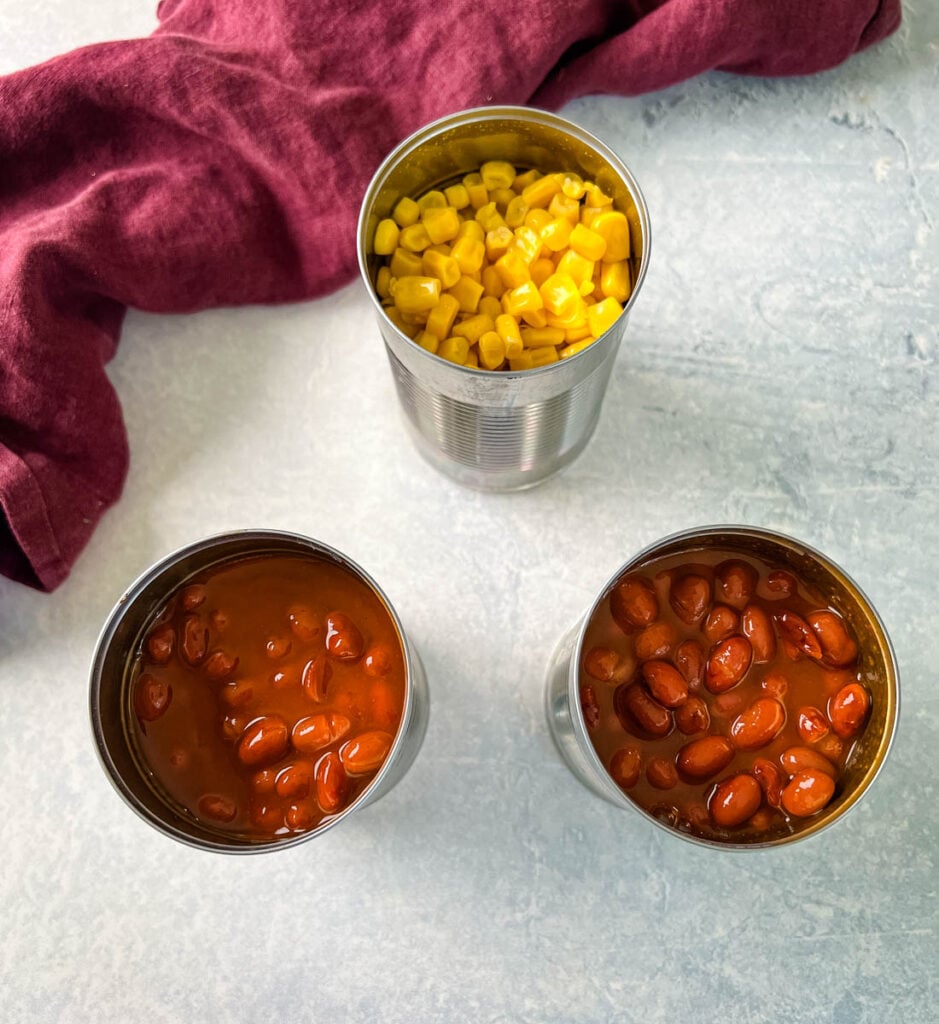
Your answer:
[0,0,900,589]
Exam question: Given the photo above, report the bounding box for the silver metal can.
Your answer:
[90,530,429,854]
[545,525,899,850]
[358,105,651,491]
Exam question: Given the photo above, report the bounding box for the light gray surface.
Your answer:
[1,3,936,1022]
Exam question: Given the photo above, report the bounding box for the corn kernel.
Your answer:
[452,313,496,344]
[392,196,420,228]
[521,326,565,348]
[540,272,581,319]
[425,293,460,339]
[478,330,506,370]
[530,258,555,287]
[485,226,514,262]
[422,250,461,289]
[564,323,592,343]
[522,174,561,209]
[555,250,594,288]
[568,223,607,262]
[481,265,505,298]
[480,160,516,190]
[456,219,485,243]
[490,187,517,212]
[399,223,432,252]
[545,298,588,330]
[591,211,631,262]
[415,330,440,354]
[502,280,543,316]
[374,218,400,256]
[376,266,392,299]
[510,225,541,264]
[448,275,485,313]
[520,308,548,328]
[560,338,595,359]
[422,206,461,244]
[504,196,529,229]
[438,336,470,364]
[478,296,503,320]
[426,243,451,255]
[587,296,623,337]
[528,345,560,368]
[524,208,552,233]
[475,202,507,233]
[540,217,573,253]
[580,206,605,230]
[444,184,470,210]
[584,181,614,207]
[392,275,441,315]
[449,236,485,275]
[495,250,531,290]
[548,192,580,225]
[384,306,420,338]
[463,172,489,210]
[495,314,523,357]
[513,168,541,191]
[509,352,534,371]
[464,349,479,368]
[418,190,447,211]
[600,261,632,303]
[389,247,424,279]
[560,173,586,199]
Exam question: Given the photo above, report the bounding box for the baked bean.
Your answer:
[742,604,776,663]
[829,683,870,739]
[325,612,365,662]
[780,636,805,662]
[634,622,676,662]
[715,560,757,608]
[275,760,317,799]
[650,804,681,828]
[221,713,249,743]
[614,683,673,738]
[730,697,786,751]
[766,570,797,597]
[748,808,774,831]
[204,649,238,681]
[675,639,706,689]
[610,577,659,631]
[180,615,209,665]
[760,671,789,699]
[711,691,747,718]
[180,584,207,611]
[709,774,762,828]
[821,668,857,696]
[581,684,600,729]
[609,745,641,790]
[774,610,822,660]
[808,610,858,667]
[302,655,332,703]
[780,746,837,778]
[315,751,349,813]
[146,623,175,664]
[751,758,784,807]
[134,674,172,722]
[781,770,835,817]
[251,768,277,794]
[250,800,283,832]
[676,736,734,780]
[209,609,229,632]
[363,644,395,678]
[647,758,678,790]
[236,715,289,768]
[797,706,829,744]
[641,660,689,708]
[292,712,352,754]
[704,636,752,693]
[265,635,292,659]
[683,803,711,832]
[703,605,739,644]
[816,734,845,762]
[285,799,319,830]
[669,574,711,625]
[287,604,320,642]
[197,794,237,823]
[584,646,619,682]
[675,696,710,735]
[340,731,394,775]
[219,679,255,709]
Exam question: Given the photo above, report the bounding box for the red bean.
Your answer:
[610,576,659,631]
[197,793,237,823]
[780,746,837,778]
[634,622,676,662]
[715,560,757,608]
[285,799,319,830]
[675,639,706,689]
[816,734,845,763]
[742,605,776,663]
[250,800,283,832]
[797,706,830,744]
[219,679,255,709]
[711,691,747,719]
[146,623,175,665]
[204,649,238,681]
[325,612,365,662]
[760,671,789,699]
[669,574,711,625]
[641,660,689,709]
[766,570,797,597]
[674,696,710,735]
[775,610,823,660]
[292,713,352,754]
[709,774,762,828]
[302,655,332,703]
[265,635,292,659]
[614,683,673,738]
[828,683,870,739]
[752,758,785,808]
[275,760,317,799]
[363,644,395,678]
[236,715,289,767]
[676,736,734,780]
[315,751,349,813]
[220,713,249,743]
[647,758,678,790]
[134,674,172,722]
[251,768,277,794]
[180,615,209,665]
[287,604,320,642]
[809,610,858,667]
[730,698,786,751]
[180,584,207,611]
[581,684,600,730]
[340,731,393,775]
[584,646,619,682]
[781,770,835,817]
[705,636,752,693]
[609,745,641,790]
[703,605,739,644]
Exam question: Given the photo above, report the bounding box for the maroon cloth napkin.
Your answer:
[0,0,899,590]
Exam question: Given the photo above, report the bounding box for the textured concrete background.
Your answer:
[1,3,936,1022]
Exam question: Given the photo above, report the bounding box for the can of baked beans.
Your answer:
[358,105,651,492]
[545,525,899,850]
[90,530,429,853]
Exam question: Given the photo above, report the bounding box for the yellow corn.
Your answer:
[481,265,504,298]
[463,172,489,210]
[502,280,543,316]
[485,226,514,262]
[521,326,565,348]
[560,173,586,199]
[444,184,470,210]
[560,338,595,359]
[584,181,614,207]
[495,314,523,358]
[495,250,531,290]
[513,168,541,191]
[418,190,447,211]
[600,261,632,303]
[478,295,503,320]
[464,349,479,368]
[524,208,552,234]
[568,223,607,262]
[475,202,507,233]
[415,330,440,354]
[374,218,400,256]
[509,352,534,371]
[564,323,592,342]
[522,174,561,209]
[422,250,461,289]
[530,258,555,287]
[455,219,485,243]
[540,217,572,253]
[540,272,581,319]
[392,196,420,228]
[376,266,392,299]
[591,210,630,261]
[555,250,594,288]
[478,330,506,370]
[528,345,560,367]
[520,307,547,328]
[452,313,496,344]
[504,195,529,229]
[422,206,461,244]
[587,296,623,337]
[384,305,419,338]
[451,235,486,275]
[438,336,470,365]
[548,192,580,225]
[545,298,588,330]
[392,276,441,315]
[480,160,516,190]
[490,187,517,212]
[510,225,541,264]
[399,223,433,252]
[425,294,460,339]
[448,275,485,313]
[389,247,424,279]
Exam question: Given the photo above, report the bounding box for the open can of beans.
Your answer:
[545,525,899,849]
[90,530,429,853]
[358,106,651,491]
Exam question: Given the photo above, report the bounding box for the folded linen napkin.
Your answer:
[0,0,899,589]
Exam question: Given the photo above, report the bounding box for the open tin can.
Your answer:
[358,105,651,491]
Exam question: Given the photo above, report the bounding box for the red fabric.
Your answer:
[0,0,900,590]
